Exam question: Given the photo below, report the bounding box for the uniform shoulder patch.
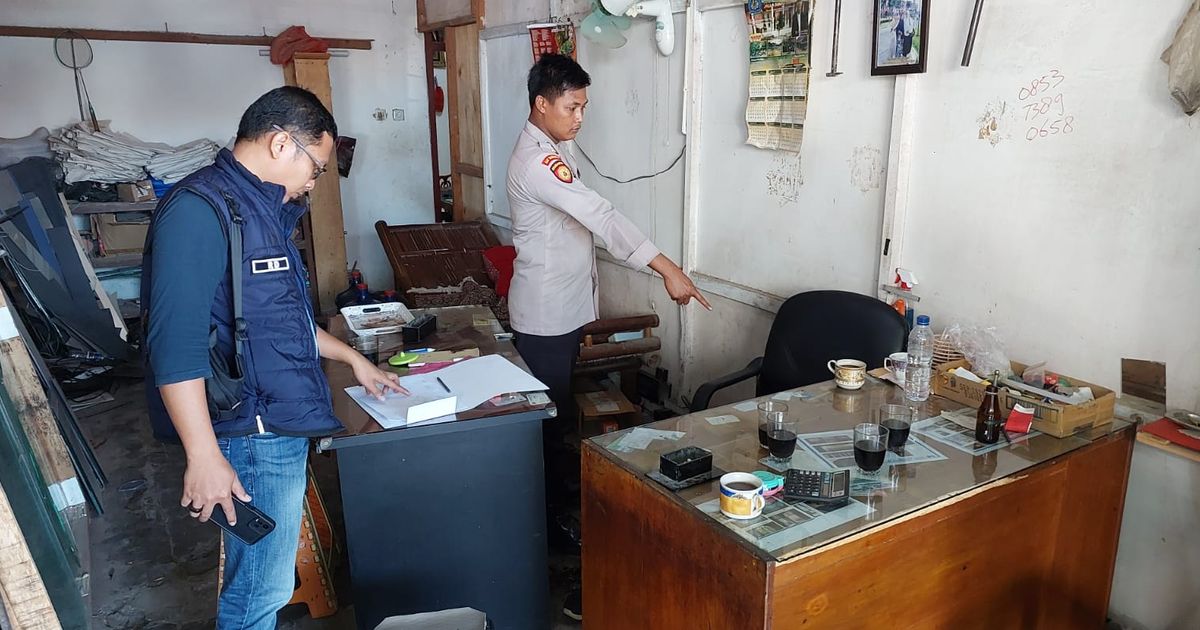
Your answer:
[541,153,573,183]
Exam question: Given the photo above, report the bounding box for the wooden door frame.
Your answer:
[419,0,485,223]
[424,30,451,222]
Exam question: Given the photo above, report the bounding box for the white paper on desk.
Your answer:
[345,384,457,429]
[773,390,817,402]
[434,354,549,410]
[607,427,685,452]
[352,392,457,429]
[706,414,740,426]
[733,401,759,412]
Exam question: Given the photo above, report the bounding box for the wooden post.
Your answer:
[445,23,485,222]
[283,53,349,314]
[0,482,61,630]
[0,292,79,506]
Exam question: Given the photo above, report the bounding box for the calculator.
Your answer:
[783,469,850,504]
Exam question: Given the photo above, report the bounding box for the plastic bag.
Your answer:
[1163,1,1200,115]
[1021,361,1046,387]
[941,322,1012,380]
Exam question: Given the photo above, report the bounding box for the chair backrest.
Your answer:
[374,220,500,293]
[757,290,909,396]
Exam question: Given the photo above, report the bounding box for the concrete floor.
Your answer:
[82,382,580,629]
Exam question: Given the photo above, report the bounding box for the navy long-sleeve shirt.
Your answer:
[146,190,228,386]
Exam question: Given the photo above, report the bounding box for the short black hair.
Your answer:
[527,54,591,108]
[236,86,337,144]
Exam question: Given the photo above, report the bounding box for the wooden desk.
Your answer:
[321,306,551,630]
[582,380,1135,629]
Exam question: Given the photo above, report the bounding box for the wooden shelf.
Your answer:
[89,253,143,269]
[1137,431,1200,464]
[69,200,156,215]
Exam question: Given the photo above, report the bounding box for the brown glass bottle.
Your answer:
[975,371,1002,444]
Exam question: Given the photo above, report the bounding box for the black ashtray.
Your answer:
[660,446,713,482]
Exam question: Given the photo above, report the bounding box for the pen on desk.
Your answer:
[436,377,451,393]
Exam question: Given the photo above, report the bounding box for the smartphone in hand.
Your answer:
[209,496,275,545]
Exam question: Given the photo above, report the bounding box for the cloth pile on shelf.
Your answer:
[49,122,219,184]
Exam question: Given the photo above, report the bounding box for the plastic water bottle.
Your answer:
[905,315,934,402]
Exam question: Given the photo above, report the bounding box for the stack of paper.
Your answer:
[346,354,548,429]
[50,123,219,184]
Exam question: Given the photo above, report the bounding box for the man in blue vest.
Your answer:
[143,86,404,628]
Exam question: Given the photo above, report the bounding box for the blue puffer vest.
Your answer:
[143,149,342,441]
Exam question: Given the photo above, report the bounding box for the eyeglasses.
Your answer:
[272,124,327,181]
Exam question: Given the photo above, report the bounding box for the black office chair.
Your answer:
[690,290,909,412]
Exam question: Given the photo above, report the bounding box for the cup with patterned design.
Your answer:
[827,359,867,390]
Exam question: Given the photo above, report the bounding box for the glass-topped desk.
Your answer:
[582,379,1135,629]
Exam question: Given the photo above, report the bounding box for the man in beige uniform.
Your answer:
[506,53,709,622]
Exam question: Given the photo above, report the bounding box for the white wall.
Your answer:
[679,0,891,400]
[0,0,433,290]
[903,0,1200,410]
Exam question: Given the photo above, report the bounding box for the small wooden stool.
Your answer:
[217,465,340,619]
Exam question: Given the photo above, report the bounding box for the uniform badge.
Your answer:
[541,154,574,183]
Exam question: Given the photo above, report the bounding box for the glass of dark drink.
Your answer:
[766,423,798,464]
[853,423,889,475]
[878,404,913,454]
[757,401,789,448]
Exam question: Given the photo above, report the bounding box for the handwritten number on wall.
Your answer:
[1019,70,1073,142]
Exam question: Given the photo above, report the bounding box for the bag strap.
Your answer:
[219,192,246,360]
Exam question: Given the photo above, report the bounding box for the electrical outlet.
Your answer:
[392,108,405,121]
[372,108,387,121]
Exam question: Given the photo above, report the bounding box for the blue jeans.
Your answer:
[216,433,309,630]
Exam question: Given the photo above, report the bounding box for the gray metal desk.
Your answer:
[321,306,550,630]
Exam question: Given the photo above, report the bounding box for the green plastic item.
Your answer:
[387,352,420,367]
[752,470,784,490]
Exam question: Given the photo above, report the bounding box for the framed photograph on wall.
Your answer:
[871,0,930,75]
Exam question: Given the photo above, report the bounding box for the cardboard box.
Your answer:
[576,389,639,438]
[933,359,1115,438]
[91,213,150,255]
[117,180,155,203]
[932,359,991,409]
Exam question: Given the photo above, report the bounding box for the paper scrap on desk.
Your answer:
[733,401,759,412]
[345,385,457,428]
[607,427,685,453]
[595,401,620,414]
[941,408,977,430]
[773,390,815,402]
[706,415,740,426]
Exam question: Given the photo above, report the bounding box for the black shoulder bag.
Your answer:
[205,193,248,423]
